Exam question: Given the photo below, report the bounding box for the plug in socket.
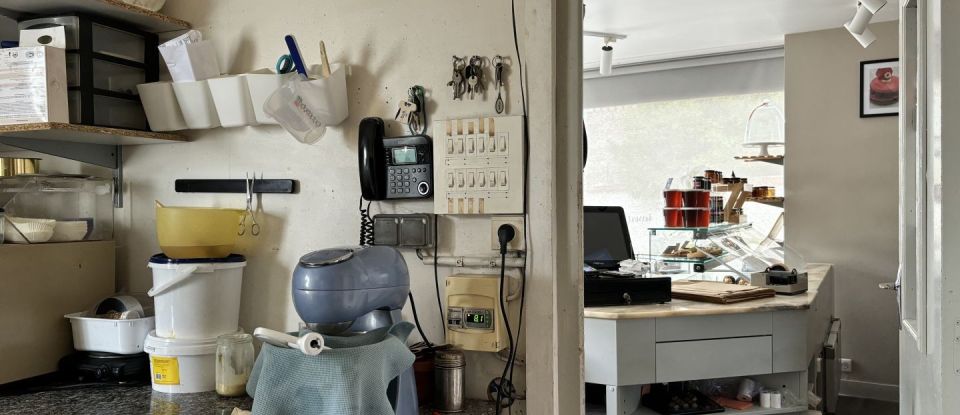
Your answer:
[491,216,525,252]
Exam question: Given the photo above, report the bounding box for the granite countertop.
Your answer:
[0,384,501,415]
[0,385,251,415]
[584,263,833,320]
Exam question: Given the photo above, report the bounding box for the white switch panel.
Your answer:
[433,116,525,215]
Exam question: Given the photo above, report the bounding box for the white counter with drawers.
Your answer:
[584,264,835,415]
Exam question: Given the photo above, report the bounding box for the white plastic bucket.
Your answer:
[147,256,246,339]
[65,312,155,354]
[144,331,217,393]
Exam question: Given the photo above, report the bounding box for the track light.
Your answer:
[584,30,627,76]
[850,27,877,48]
[860,0,887,14]
[599,44,613,76]
[844,5,873,35]
[844,0,885,48]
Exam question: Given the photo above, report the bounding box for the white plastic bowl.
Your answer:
[4,216,55,244]
[51,220,90,242]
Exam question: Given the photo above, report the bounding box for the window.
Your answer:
[583,91,785,256]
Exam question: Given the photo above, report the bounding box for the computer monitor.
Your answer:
[584,206,635,270]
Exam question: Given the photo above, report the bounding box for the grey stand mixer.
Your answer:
[292,246,419,415]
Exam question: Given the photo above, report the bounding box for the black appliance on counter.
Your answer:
[0,352,148,396]
[584,206,671,307]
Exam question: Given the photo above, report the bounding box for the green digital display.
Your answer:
[392,147,417,164]
[464,310,491,329]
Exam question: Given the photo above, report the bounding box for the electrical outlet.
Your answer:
[491,216,525,252]
[840,358,853,373]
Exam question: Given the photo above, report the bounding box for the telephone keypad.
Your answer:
[387,165,432,199]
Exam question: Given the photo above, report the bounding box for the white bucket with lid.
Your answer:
[144,331,217,393]
[147,254,246,339]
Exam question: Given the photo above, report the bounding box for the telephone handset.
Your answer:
[358,117,433,200]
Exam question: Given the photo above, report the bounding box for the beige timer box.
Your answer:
[445,274,509,352]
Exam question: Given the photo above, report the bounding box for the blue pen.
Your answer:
[284,34,308,76]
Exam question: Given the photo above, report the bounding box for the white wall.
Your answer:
[119,0,538,400]
[784,21,900,394]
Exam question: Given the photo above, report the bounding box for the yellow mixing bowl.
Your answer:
[156,201,245,259]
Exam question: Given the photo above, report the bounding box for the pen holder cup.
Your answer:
[208,75,258,128]
[172,80,221,129]
[244,73,283,125]
[263,64,348,145]
[137,81,188,131]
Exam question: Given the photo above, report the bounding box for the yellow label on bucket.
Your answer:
[151,356,180,385]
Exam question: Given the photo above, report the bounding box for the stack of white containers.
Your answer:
[144,254,247,393]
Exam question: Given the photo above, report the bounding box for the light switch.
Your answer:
[478,138,485,152]
[478,171,486,186]
[467,172,475,187]
[488,171,497,187]
[499,170,507,186]
[447,173,454,187]
[446,139,454,154]
[488,136,497,152]
[457,172,465,187]
[455,138,464,153]
[498,135,507,152]
[467,138,475,153]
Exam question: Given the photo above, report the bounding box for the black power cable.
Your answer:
[434,214,445,337]
[495,225,517,414]
[407,292,434,353]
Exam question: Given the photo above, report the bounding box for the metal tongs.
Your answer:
[239,173,261,236]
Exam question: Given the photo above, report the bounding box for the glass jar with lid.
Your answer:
[216,332,255,397]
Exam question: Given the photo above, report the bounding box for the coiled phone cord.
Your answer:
[359,197,374,246]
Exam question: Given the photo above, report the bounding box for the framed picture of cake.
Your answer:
[860,58,900,118]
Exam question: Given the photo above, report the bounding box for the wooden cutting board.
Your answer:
[671,280,776,304]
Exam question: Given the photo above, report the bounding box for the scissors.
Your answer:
[239,173,261,236]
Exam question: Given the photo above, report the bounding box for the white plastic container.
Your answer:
[65,312,156,354]
[171,80,221,129]
[144,331,217,393]
[208,75,257,128]
[137,81,188,131]
[147,254,246,339]
[243,73,282,125]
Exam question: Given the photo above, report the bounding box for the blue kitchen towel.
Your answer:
[246,322,415,415]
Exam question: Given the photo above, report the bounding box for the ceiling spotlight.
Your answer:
[844,5,873,35]
[851,27,877,48]
[584,30,627,76]
[860,0,887,14]
[599,43,614,76]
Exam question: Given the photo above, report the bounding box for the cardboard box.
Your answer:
[0,46,68,125]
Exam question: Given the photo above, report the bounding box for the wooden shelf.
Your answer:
[0,123,185,146]
[735,155,784,165]
[747,197,784,207]
[0,0,191,33]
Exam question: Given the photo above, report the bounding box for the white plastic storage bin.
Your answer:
[137,82,187,131]
[145,331,217,393]
[172,80,221,129]
[147,254,246,339]
[65,312,156,354]
[243,73,282,125]
[208,75,257,128]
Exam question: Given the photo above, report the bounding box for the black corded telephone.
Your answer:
[358,117,433,200]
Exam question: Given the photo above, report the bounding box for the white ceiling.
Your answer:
[583,0,899,68]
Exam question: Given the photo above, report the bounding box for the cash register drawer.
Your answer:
[655,336,772,383]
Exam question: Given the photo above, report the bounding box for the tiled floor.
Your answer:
[584,396,898,415]
[837,396,898,415]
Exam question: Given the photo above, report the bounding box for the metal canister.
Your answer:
[0,158,40,176]
[434,349,465,413]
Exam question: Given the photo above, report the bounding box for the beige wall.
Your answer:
[114,0,569,403]
[784,21,900,391]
